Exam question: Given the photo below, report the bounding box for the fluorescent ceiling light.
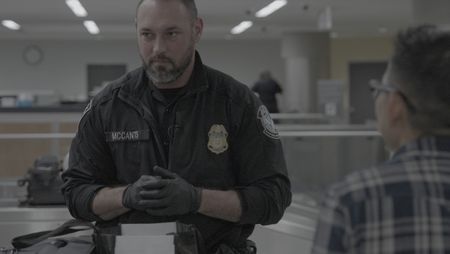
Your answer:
[65,0,88,17]
[255,0,287,18]
[83,20,100,35]
[2,20,21,30]
[231,21,253,34]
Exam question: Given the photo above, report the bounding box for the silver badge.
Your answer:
[207,124,229,154]
[257,105,279,139]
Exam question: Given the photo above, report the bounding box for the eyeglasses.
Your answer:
[369,79,396,99]
[368,79,417,114]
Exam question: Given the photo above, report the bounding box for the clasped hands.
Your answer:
[122,166,202,216]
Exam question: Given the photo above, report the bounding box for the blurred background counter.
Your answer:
[0,113,386,253]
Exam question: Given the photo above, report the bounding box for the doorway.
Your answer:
[349,62,387,124]
[87,64,127,98]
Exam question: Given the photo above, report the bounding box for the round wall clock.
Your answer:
[23,45,44,66]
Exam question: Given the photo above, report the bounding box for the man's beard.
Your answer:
[144,45,194,85]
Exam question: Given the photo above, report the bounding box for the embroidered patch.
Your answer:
[105,129,150,142]
[207,124,229,154]
[257,105,279,139]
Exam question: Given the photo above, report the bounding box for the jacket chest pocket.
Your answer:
[105,129,150,167]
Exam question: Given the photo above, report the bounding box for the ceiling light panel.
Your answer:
[83,20,100,35]
[255,0,287,18]
[1,20,21,30]
[231,21,253,34]
[66,0,88,17]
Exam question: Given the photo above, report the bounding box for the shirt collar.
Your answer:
[391,135,450,160]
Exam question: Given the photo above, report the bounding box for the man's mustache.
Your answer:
[150,55,172,63]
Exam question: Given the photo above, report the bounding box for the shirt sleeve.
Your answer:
[231,92,291,225]
[311,188,349,254]
[61,101,116,222]
[275,81,282,93]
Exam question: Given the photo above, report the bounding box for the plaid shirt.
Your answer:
[312,136,450,254]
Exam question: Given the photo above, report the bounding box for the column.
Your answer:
[281,32,330,113]
[412,0,450,25]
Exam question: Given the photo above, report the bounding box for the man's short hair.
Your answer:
[391,25,450,132]
[136,0,198,20]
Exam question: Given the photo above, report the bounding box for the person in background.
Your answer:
[312,25,450,253]
[61,0,291,253]
[252,70,282,113]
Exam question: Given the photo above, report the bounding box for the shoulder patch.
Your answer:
[257,105,279,139]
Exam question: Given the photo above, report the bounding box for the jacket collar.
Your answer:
[188,51,209,94]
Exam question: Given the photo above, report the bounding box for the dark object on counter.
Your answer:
[10,219,95,254]
[9,219,204,254]
[18,155,65,206]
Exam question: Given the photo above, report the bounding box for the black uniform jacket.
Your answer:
[62,53,291,249]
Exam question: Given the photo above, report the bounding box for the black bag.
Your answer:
[174,223,205,254]
[7,220,204,254]
[9,219,96,254]
[17,154,65,206]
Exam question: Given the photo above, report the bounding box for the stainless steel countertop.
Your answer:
[0,206,72,221]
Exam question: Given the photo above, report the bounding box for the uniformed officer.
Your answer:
[62,0,292,253]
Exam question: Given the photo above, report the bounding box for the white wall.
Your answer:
[0,39,284,99]
[198,39,285,87]
[0,40,140,99]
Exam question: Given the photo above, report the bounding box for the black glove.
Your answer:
[139,166,202,216]
[122,175,164,211]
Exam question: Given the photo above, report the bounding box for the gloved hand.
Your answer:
[122,175,164,211]
[139,166,202,216]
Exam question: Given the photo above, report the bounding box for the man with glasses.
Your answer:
[312,25,450,253]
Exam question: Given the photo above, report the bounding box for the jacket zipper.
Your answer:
[117,93,168,169]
